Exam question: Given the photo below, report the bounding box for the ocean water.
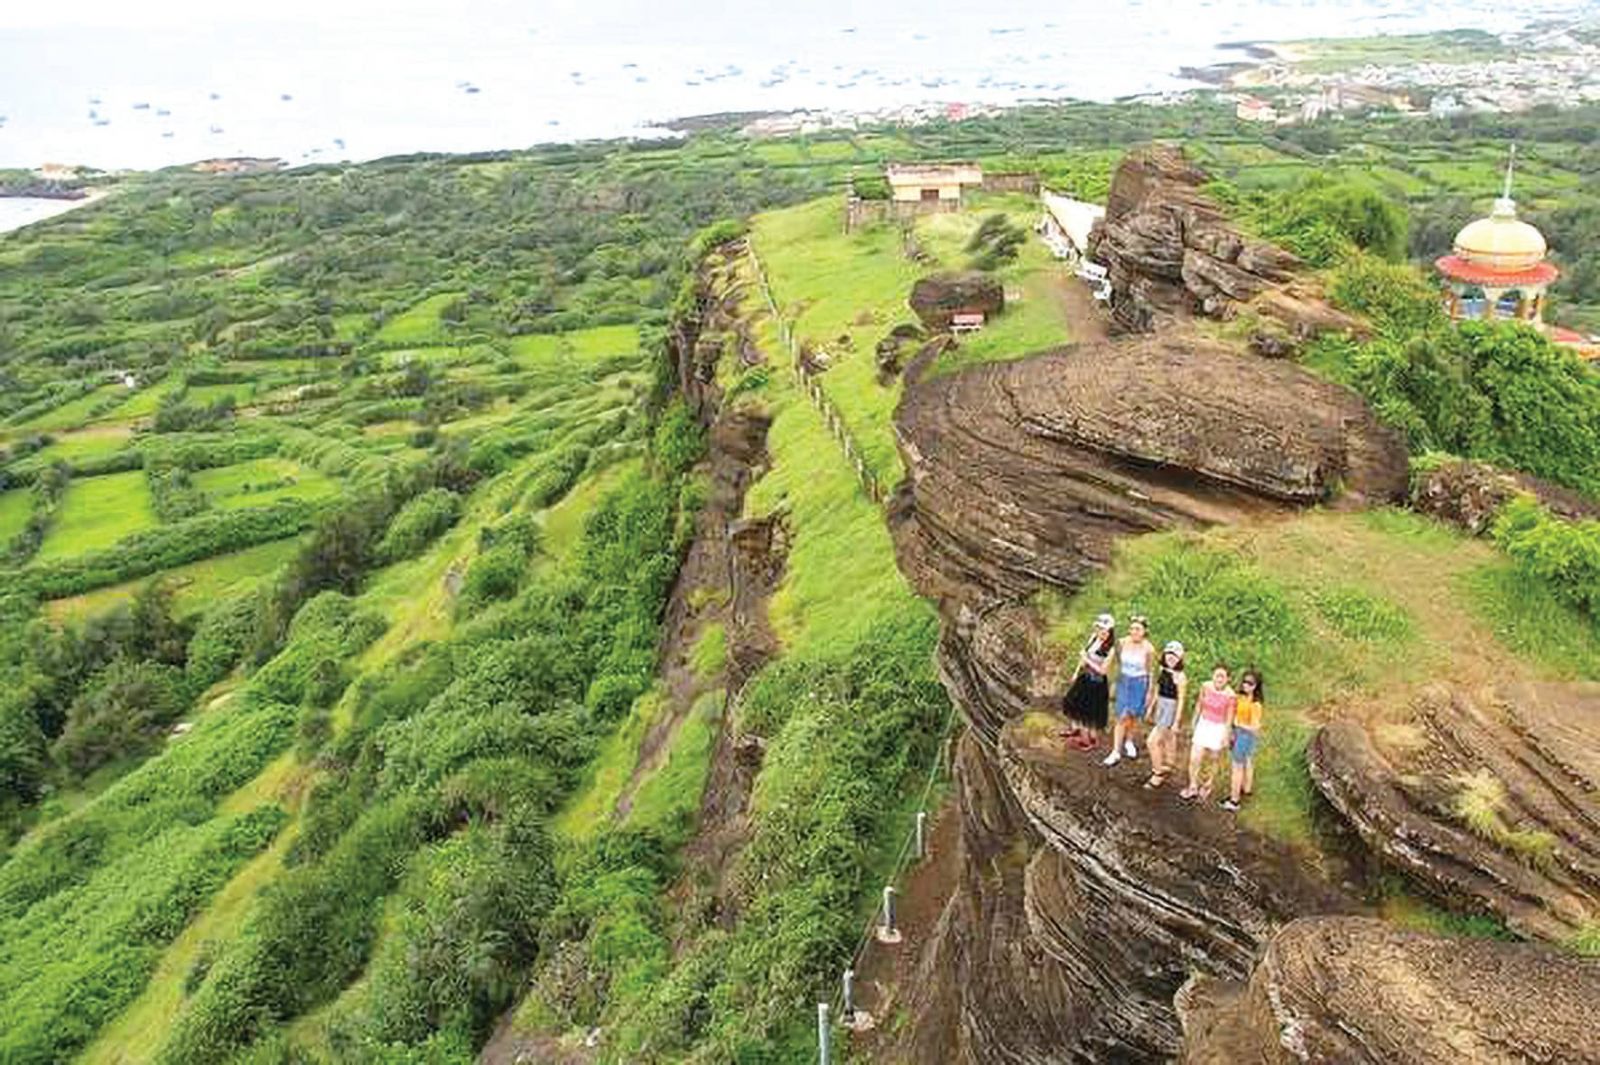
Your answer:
[0,197,97,234]
[0,0,1595,171]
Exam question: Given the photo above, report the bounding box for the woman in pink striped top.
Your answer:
[1181,664,1236,802]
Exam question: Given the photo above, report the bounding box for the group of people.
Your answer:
[1058,613,1264,812]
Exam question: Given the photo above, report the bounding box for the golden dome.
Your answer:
[1453,197,1548,272]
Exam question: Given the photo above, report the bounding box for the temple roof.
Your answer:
[1435,254,1559,288]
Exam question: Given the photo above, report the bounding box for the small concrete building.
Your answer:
[1039,191,1105,264]
[885,162,983,207]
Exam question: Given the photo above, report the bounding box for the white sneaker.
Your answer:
[1125,740,1138,759]
[1102,751,1121,767]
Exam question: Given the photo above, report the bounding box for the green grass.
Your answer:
[1463,561,1600,681]
[13,385,121,432]
[104,377,183,421]
[1038,508,1562,847]
[751,192,1071,482]
[45,536,305,622]
[374,292,463,344]
[743,320,928,656]
[35,470,157,561]
[623,690,721,846]
[11,426,135,470]
[183,382,249,406]
[0,488,32,544]
[554,687,670,841]
[192,457,340,510]
[689,623,727,681]
[540,458,643,558]
[1450,769,1558,868]
[1289,30,1508,73]
[508,324,641,367]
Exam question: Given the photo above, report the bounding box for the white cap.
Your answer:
[1094,613,1115,630]
[1164,640,1184,656]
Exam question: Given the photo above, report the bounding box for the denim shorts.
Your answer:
[1231,727,1258,765]
[1115,673,1149,719]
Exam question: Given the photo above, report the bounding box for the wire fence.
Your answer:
[745,245,887,507]
[744,239,967,1060]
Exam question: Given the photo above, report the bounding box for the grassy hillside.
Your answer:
[1,92,1597,1063]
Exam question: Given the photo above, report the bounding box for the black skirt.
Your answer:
[1063,672,1109,729]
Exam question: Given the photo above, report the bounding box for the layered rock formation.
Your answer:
[1087,145,1361,341]
[883,312,1600,1061]
[1411,457,1600,534]
[1309,682,1600,942]
[883,336,1409,1061]
[892,332,1407,617]
[908,271,1005,331]
[1179,917,1600,1064]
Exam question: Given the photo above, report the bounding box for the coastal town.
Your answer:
[735,21,1600,136]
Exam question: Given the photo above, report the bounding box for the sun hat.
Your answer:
[1094,613,1115,630]
[1163,640,1184,656]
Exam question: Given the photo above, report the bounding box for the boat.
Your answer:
[132,102,150,110]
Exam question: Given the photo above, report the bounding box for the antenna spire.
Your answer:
[1502,144,1517,202]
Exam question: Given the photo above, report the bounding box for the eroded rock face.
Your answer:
[1179,917,1600,1064]
[1087,145,1360,340]
[909,271,1005,331]
[880,337,1408,1062]
[891,333,1408,613]
[1309,683,1600,942]
[1411,458,1600,534]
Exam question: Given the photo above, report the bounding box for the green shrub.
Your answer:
[20,499,318,600]
[1492,496,1600,619]
[186,592,262,689]
[376,487,462,563]
[651,400,705,477]
[52,659,192,776]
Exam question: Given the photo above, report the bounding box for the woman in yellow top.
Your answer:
[1220,668,1264,813]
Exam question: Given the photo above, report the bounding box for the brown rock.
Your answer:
[1180,917,1600,1064]
[1412,458,1600,534]
[890,333,1408,614]
[1309,683,1600,942]
[1088,144,1357,340]
[908,271,1004,331]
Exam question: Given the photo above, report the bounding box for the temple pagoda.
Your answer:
[1435,148,1559,331]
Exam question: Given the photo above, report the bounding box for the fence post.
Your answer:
[843,968,855,1016]
[916,810,928,860]
[876,885,902,943]
[818,1002,832,1065]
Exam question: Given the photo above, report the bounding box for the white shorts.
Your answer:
[1192,718,1229,753]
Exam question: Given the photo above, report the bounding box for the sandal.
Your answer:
[1179,786,1198,800]
[1143,773,1167,790]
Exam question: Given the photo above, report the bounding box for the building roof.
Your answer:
[885,162,983,187]
[1041,192,1106,252]
[1435,254,1559,288]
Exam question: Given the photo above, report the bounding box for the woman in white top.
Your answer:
[1104,615,1155,767]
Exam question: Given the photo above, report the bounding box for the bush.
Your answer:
[1252,176,1409,266]
[186,592,262,689]
[21,500,318,600]
[52,659,192,775]
[376,488,462,563]
[651,399,705,477]
[1492,496,1600,619]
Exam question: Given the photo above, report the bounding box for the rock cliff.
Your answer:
[1179,916,1600,1064]
[1087,145,1361,342]
[883,312,1600,1060]
[1309,682,1600,943]
[882,336,1408,1061]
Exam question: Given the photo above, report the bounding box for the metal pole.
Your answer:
[915,810,928,860]
[843,968,855,1016]
[882,886,896,934]
[818,1002,832,1065]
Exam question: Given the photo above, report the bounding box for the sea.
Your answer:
[1,0,1597,179]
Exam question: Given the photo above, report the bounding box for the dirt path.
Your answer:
[1048,272,1112,345]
